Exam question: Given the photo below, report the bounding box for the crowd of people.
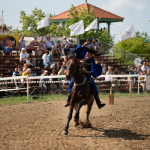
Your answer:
[1,35,150,94]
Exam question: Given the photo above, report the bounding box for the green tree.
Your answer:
[63,5,113,50]
[12,7,63,36]
[113,31,150,61]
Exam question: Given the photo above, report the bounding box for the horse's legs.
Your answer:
[74,100,84,122]
[86,100,94,121]
[62,108,73,135]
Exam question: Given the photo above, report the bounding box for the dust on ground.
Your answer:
[0,96,150,150]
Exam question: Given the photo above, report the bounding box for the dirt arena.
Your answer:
[0,96,150,150]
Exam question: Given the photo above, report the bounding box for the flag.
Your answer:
[0,11,4,26]
[69,20,84,36]
[119,25,136,41]
[85,18,97,32]
[37,14,49,29]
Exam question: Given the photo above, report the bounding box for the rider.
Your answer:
[64,44,106,109]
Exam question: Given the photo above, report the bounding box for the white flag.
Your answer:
[69,20,84,36]
[37,14,49,30]
[85,18,98,32]
[119,25,136,41]
[0,12,4,26]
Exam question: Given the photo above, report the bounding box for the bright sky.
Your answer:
[1,0,150,43]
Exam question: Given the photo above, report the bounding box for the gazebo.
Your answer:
[49,2,124,34]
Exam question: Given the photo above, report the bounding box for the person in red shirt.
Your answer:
[6,36,18,55]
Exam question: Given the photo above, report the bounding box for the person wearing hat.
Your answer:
[56,40,62,53]
[64,46,106,109]
[62,36,70,46]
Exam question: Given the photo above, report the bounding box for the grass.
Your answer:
[0,92,149,106]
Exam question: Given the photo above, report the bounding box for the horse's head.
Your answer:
[66,54,79,80]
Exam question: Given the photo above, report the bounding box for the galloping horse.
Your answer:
[62,55,94,135]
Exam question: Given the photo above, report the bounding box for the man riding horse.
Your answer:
[64,43,106,109]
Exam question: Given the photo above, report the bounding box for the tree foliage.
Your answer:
[114,31,150,60]
[12,7,63,36]
[64,5,113,49]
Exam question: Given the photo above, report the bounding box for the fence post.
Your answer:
[11,81,14,96]
[115,80,117,92]
[27,75,29,103]
[138,75,139,95]
[41,81,43,95]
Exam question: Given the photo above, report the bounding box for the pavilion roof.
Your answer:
[49,3,124,21]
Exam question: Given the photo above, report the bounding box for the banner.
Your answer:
[37,14,49,29]
[0,12,4,26]
[85,18,98,32]
[69,20,85,36]
[119,25,136,41]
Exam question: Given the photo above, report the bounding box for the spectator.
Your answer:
[12,68,24,89]
[33,36,38,46]
[146,61,150,70]
[58,61,66,88]
[18,66,22,74]
[101,60,106,75]
[38,37,45,56]
[113,68,120,87]
[62,36,70,46]
[105,67,113,85]
[6,36,18,54]
[20,48,29,62]
[39,70,51,94]
[137,63,142,74]
[56,40,62,53]
[129,65,135,93]
[139,71,146,92]
[141,62,148,72]
[90,38,99,51]
[22,68,32,88]
[26,39,35,55]
[18,36,25,51]
[23,63,29,71]
[82,38,91,48]
[140,57,146,65]
[60,44,70,63]
[51,41,56,49]
[147,69,150,74]
[68,38,73,48]
[0,36,11,54]
[42,50,50,68]
[46,36,52,51]
[49,69,58,94]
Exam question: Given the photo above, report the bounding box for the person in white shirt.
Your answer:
[42,50,50,68]
[46,37,52,51]
[105,67,113,84]
[20,48,29,62]
[141,62,148,72]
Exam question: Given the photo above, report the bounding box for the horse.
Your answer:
[62,55,94,135]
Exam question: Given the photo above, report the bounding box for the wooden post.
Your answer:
[109,87,114,105]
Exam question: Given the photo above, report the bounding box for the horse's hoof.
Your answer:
[62,130,68,135]
[74,115,79,122]
[74,122,79,128]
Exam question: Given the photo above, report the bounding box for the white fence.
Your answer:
[0,74,147,102]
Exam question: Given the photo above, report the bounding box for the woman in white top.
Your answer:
[42,50,50,68]
[101,60,106,75]
[20,48,29,62]
[105,67,113,82]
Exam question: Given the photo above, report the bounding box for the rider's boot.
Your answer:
[92,90,106,109]
[64,92,71,107]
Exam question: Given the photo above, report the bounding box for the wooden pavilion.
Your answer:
[49,2,124,34]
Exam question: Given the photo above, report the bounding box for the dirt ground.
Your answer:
[0,96,150,150]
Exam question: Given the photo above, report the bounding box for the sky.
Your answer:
[0,0,150,43]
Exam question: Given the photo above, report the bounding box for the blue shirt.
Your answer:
[61,48,70,56]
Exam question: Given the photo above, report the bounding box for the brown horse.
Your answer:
[62,55,94,135]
